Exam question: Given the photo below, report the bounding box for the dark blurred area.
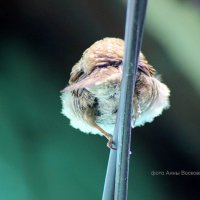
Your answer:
[0,0,200,199]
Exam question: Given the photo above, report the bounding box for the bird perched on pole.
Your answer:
[61,38,170,148]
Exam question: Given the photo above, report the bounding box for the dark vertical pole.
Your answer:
[115,0,148,199]
[102,0,147,199]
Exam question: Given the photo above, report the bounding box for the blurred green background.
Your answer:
[0,0,200,199]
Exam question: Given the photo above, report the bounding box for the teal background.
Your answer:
[0,0,200,199]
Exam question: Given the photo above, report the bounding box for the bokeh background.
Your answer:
[0,0,200,199]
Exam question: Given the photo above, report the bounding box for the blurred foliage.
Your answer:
[0,0,200,199]
[146,0,200,94]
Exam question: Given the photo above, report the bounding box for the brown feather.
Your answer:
[61,66,121,92]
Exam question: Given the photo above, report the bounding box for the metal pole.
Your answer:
[102,0,147,199]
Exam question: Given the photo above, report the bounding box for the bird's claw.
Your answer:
[106,136,117,150]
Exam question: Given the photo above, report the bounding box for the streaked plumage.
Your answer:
[61,38,170,148]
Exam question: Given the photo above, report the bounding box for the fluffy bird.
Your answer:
[61,38,170,148]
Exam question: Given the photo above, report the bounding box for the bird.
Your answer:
[61,37,170,149]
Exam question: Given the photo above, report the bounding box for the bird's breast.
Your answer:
[90,82,120,128]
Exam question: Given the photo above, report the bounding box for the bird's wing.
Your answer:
[61,66,122,92]
[68,61,83,84]
[138,53,156,76]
